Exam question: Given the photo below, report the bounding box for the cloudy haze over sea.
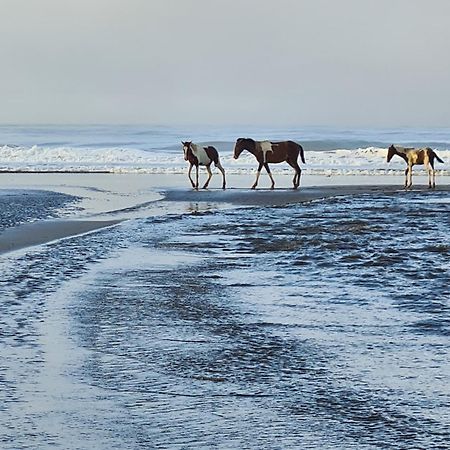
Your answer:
[1,0,450,127]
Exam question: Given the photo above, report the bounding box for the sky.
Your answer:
[1,0,449,127]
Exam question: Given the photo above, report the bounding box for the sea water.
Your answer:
[0,125,449,449]
[0,124,449,175]
[0,191,449,448]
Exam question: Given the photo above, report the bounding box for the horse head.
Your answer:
[233,138,254,159]
[182,141,192,161]
[387,145,397,162]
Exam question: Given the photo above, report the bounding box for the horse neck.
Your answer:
[244,140,257,156]
[190,143,201,155]
[396,148,409,163]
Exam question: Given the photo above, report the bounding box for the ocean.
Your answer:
[0,125,449,449]
[0,124,449,175]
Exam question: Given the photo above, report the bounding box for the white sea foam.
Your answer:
[0,144,448,176]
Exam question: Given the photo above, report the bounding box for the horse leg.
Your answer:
[408,164,413,189]
[252,162,264,189]
[188,164,196,189]
[202,164,213,189]
[287,160,301,189]
[404,167,411,189]
[195,165,199,190]
[264,163,275,189]
[215,161,226,189]
[425,161,435,188]
[296,167,302,189]
[426,163,432,188]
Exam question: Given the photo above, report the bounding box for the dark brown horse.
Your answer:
[233,138,305,189]
[182,141,226,189]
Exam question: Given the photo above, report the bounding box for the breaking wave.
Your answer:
[1,144,448,176]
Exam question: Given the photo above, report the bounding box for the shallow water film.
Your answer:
[1,191,449,449]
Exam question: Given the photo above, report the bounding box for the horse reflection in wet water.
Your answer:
[387,145,444,189]
[233,138,305,189]
[182,141,226,190]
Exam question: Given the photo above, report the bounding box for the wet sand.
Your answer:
[1,172,450,448]
[0,219,121,255]
[163,184,450,206]
[0,172,449,255]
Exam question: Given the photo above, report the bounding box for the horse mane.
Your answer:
[237,137,256,151]
[393,145,405,153]
[392,145,416,154]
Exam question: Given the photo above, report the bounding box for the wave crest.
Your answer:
[0,145,448,176]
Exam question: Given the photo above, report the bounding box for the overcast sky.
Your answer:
[1,0,449,126]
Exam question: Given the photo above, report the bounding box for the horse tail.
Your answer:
[298,144,306,164]
[435,153,444,164]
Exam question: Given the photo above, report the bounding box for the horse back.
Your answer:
[406,148,429,165]
[268,140,304,163]
[413,149,426,165]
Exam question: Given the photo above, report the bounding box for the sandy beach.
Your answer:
[1,171,449,255]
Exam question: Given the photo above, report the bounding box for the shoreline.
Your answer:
[1,173,449,255]
[163,184,450,207]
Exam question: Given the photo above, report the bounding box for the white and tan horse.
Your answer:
[387,145,444,189]
[182,141,226,190]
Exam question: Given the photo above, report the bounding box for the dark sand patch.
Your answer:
[2,183,448,255]
[0,219,121,255]
[163,184,450,207]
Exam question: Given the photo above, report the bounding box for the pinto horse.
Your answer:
[387,145,444,189]
[233,138,305,189]
[182,141,226,190]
